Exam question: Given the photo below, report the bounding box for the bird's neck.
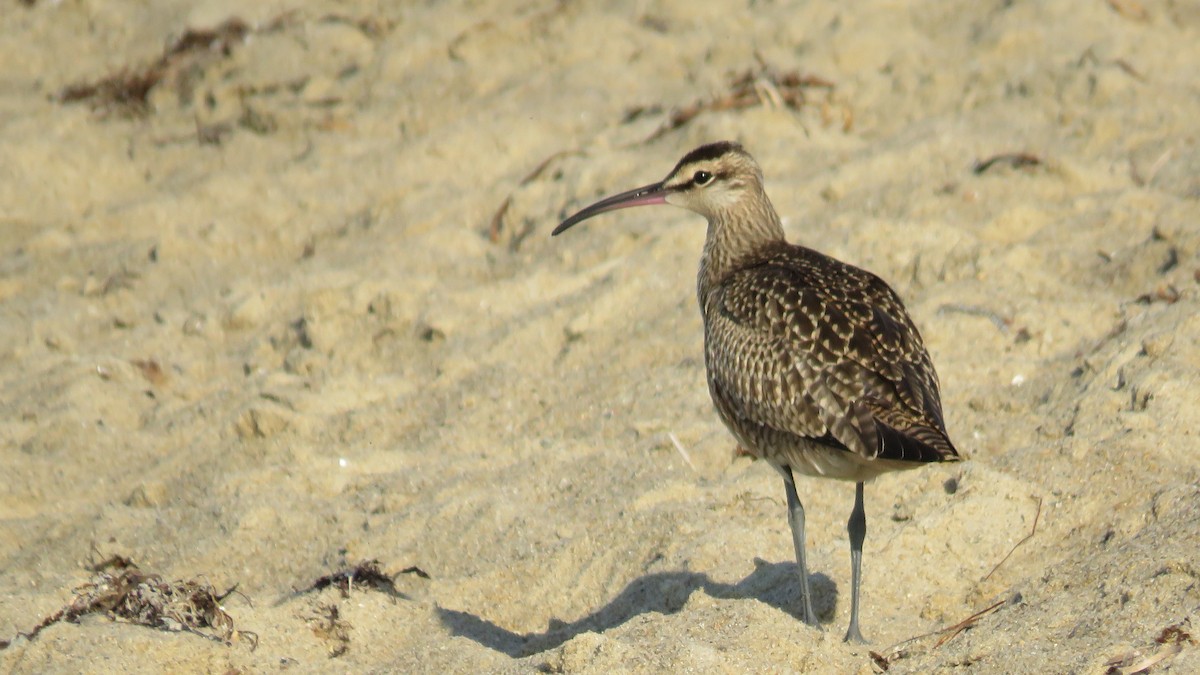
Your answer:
[698,192,786,297]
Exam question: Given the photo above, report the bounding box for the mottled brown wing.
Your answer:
[705,251,957,463]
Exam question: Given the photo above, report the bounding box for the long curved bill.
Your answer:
[552,181,668,236]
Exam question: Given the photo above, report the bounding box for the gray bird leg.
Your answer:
[844,481,867,643]
[784,468,819,627]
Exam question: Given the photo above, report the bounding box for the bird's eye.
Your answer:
[693,170,713,186]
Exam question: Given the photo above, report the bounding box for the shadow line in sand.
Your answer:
[436,559,836,657]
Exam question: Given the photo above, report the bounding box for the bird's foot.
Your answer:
[843,624,867,644]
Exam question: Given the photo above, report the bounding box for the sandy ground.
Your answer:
[1,0,1198,672]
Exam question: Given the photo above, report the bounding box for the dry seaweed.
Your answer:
[0,555,254,650]
[57,68,165,117]
[56,17,271,117]
[1155,619,1195,646]
[639,60,840,143]
[399,565,431,580]
[307,602,352,658]
[295,559,412,600]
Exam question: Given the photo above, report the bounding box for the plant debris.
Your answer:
[870,599,1006,669]
[1104,619,1194,674]
[56,17,275,117]
[487,149,583,250]
[973,152,1044,175]
[983,496,1042,582]
[936,303,1013,334]
[1134,283,1181,305]
[870,497,1041,667]
[307,602,352,658]
[1107,0,1150,22]
[635,60,841,143]
[57,68,164,118]
[1156,619,1195,646]
[488,195,514,245]
[399,565,431,579]
[131,358,168,386]
[0,554,254,650]
[295,559,414,600]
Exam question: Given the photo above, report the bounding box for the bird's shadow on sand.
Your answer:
[436,559,836,657]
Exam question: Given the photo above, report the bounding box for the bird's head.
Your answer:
[552,141,766,235]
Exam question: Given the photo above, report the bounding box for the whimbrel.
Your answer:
[552,141,960,642]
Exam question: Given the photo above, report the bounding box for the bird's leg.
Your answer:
[844,481,867,643]
[784,468,819,627]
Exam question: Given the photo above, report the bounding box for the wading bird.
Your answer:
[552,141,961,642]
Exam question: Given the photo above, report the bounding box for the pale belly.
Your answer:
[716,406,921,483]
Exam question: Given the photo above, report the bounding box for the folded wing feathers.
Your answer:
[710,248,959,464]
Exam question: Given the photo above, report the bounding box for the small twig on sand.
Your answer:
[1105,619,1194,674]
[487,195,512,244]
[973,152,1043,175]
[1107,644,1182,675]
[933,600,1006,648]
[871,600,1005,668]
[520,150,583,186]
[668,432,698,473]
[983,496,1043,582]
[488,150,583,249]
[936,304,1012,334]
[1130,148,1173,187]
